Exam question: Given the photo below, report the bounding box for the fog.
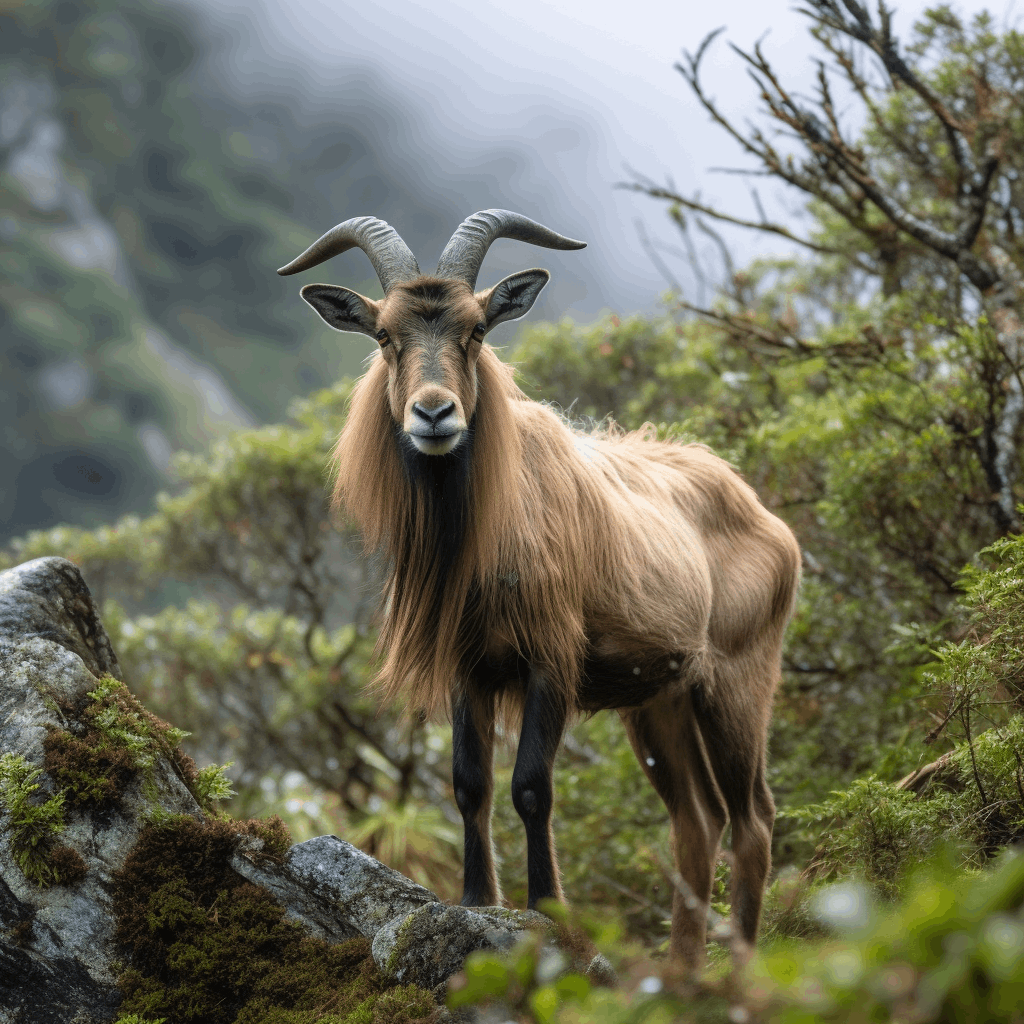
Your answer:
[193,0,1003,317]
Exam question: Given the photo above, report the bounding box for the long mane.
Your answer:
[331,345,524,712]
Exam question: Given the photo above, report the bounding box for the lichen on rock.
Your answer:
[372,903,554,992]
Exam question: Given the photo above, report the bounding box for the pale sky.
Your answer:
[195,0,1011,316]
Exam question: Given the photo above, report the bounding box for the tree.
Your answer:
[629,1,1024,532]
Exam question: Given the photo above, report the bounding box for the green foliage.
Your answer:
[785,777,963,898]
[781,715,1024,897]
[748,850,1024,1023]
[513,314,718,432]
[447,904,733,1024]
[448,941,596,1023]
[448,852,1024,1024]
[193,762,236,805]
[786,527,1024,891]
[0,753,84,888]
[940,528,1024,708]
[759,868,831,944]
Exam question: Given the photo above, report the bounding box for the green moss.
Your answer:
[0,753,85,888]
[43,675,231,815]
[112,815,442,1023]
[353,985,438,1023]
[381,914,418,976]
[44,728,138,810]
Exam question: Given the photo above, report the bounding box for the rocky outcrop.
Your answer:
[230,832,558,990]
[0,557,203,1023]
[0,557,573,1023]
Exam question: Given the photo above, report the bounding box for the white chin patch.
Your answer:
[409,432,463,456]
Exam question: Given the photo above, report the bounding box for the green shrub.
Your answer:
[749,849,1024,1022]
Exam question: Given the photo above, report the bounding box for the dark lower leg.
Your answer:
[729,779,774,948]
[668,816,721,966]
[512,673,567,908]
[453,690,498,906]
[693,681,775,955]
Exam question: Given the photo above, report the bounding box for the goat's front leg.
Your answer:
[512,672,568,908]
[453,689,499,906]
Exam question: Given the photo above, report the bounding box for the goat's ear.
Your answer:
[300,284,379,337]
[479,269,550,330]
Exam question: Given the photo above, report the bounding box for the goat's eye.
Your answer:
[472,322,486,339]
[376,329,390,347]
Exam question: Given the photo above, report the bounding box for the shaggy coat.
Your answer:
[334,342,799,722]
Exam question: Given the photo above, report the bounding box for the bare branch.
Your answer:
[678,13,1005,292]
[733,35,976,263]
[634,217,684,294]
[678,299,815,355]
[801,0,973,178]
[692,215,736,283]
[619,180,853,259]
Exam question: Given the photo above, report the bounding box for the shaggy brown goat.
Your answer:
[280,210,801,965]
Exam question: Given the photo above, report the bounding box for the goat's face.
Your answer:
[379,279,486,456]
[301,271,551,456]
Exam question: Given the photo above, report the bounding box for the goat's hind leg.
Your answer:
[453,689,499,906]
[693,661,776,960]
[621,688,727,968]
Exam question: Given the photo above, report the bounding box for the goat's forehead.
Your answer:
[380,278,481,328]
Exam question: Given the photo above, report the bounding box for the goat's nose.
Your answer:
[412,400,455,424]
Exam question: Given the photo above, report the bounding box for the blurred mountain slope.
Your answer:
[0,0,582,543]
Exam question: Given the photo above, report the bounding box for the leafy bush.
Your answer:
[749,850,1024,1023]
[447,850,1024,1024]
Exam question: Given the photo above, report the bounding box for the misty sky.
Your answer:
[196,0,1008,318]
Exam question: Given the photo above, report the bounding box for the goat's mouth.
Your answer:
[407,428,464,456]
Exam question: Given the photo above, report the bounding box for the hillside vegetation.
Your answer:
[5,1,1024,1021]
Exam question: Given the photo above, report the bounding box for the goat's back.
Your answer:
[509,404,800,674]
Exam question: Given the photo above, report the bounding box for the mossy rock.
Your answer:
[112,816,444,1023]
[43,674,212,814]
[372,902,555,991]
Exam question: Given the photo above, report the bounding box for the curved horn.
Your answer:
[277,216,420,293]
[436,209,586,288]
